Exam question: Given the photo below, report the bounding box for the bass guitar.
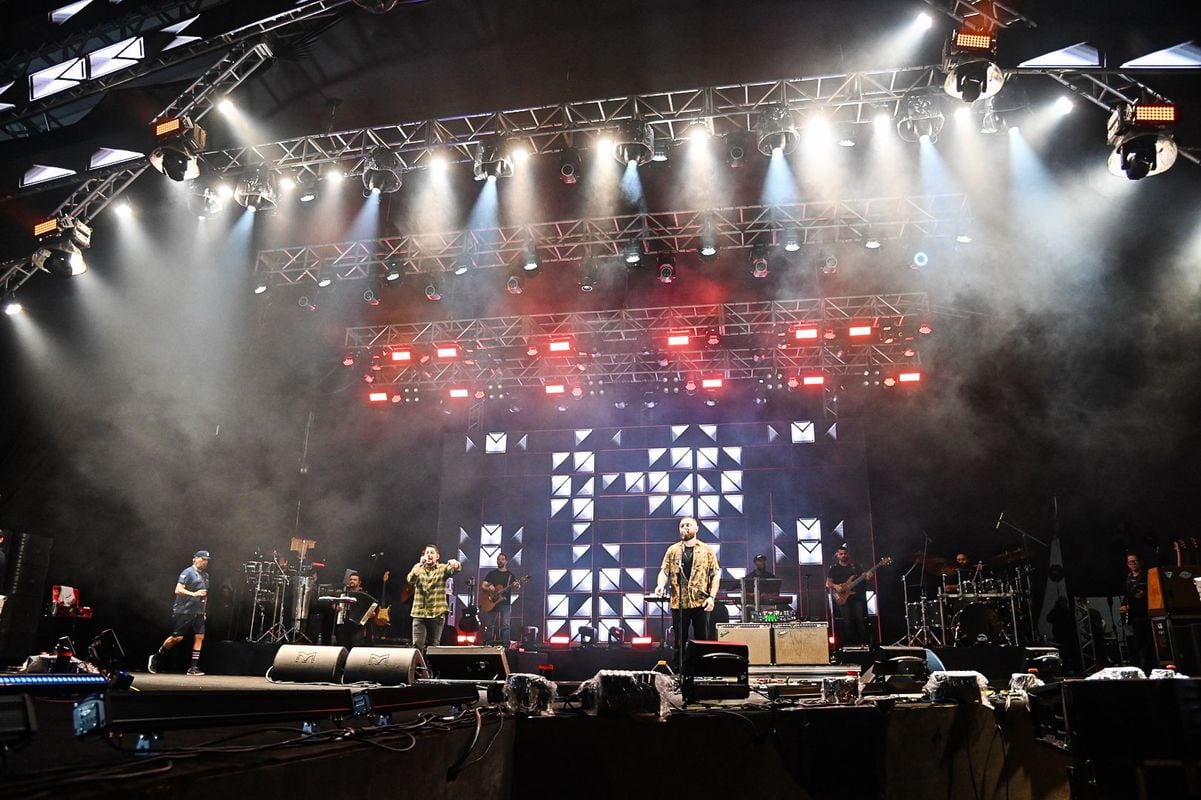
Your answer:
[479,574,531,614]
[373,571,391,627]
[830,557,892,606]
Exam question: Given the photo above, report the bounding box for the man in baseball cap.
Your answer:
[148,550,210,675]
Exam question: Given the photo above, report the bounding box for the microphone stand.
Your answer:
[997,515,1048,644]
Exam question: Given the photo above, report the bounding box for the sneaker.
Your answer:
[147,654,159,674]
[185,667,204,676]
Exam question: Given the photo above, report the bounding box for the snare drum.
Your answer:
[978,578,1007,596]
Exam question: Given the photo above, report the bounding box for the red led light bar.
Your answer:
[548,339,572,353]
[1133,103,1177,124]
[456,633,478,644]
[548,635,571,646]
[154,118,182,137]
[666,332,691,347]
[848,325,873,337]
[954,31,994,51]
[544,384,566,395]
[448,388,470,398]
[368,392,389,402]
[802,375,825,386]
[794,327,819,340]
[391,349,412,362]
[898,372,922,383]
[436,345,459,359]
[630,636,654,646]
[701,377,723,389]
[33,219,59,237]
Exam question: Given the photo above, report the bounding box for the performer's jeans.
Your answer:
[835,601,869,646]
[412,616,446,652]
[673,605,709,659]
[483,603,512,645]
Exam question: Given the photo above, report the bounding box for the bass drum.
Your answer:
[952,603,1006,646]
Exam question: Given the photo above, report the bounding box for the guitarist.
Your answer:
[480,553,521,646]
[826,545,870,646]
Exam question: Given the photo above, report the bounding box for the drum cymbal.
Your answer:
[908,553,947,568]
[990,548,1026,565]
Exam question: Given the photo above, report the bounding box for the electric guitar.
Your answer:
[373,571,391,627]
[479,574,531,614]
[830,557,892,606]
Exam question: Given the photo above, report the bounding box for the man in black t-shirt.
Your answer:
[826,545,869,646]
[149,550,211,675]
[1120,553,1154,672]
[337,571,378,648]
[481,553,521,645]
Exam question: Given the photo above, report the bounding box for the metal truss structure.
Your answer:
[0,42,274,299]
[343,294,930,398]
[205,65,949,179]
[0,0,351,139]
[257,194,969,285]
[920,0,1035,30]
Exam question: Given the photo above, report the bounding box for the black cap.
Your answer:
[194,550,211,560]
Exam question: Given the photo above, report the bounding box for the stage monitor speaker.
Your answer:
[715,623,771,665]
[773,622,829,665]
[682,640,749,704]
[0,533,53,665]
[269,645,348,683]
[425,646,509,681]
[343,647,426,685]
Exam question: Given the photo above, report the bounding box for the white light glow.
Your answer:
[1053,96,1074,116]
[216,183,234,199]
[218,98,235,115]
[279,176,296,191]
[915,12,933,30]
[113,201,131,217]
[955,105,972,123]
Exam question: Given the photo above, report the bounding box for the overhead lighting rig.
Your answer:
[896,88,945,143]
[473,137,514,181]
[942,28,1005,104]
[756,105,799,156]
[234,169,278,213]
[148,116,206,182]
[613,120,655,166]
[363,147,403,196]
[1107,101,1178,180]
[31,217,90,278]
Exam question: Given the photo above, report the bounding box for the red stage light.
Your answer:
[701,377,723,390]
[898,371,922,383]
[548,635,571,646]
[436,345,459,359]
[794,327,819,341]
[802,375,824,386]
[448,388,470,398]
[456,633,478,644]
[342,354,356,367]
[548,339,572,353]
[368,392,388,403]
[667,332,691,348]
[545,384,566,395]
[630,636,654,646]
[391,349,412,362]
[526,345,539,357]
[848,325,873,337]
[787,376,800,389]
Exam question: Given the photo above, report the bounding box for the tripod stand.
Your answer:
[897,533,943,646]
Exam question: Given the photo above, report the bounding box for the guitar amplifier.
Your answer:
[715,623,772,665]
[773,622,829,665]
[1148,566,1201,615]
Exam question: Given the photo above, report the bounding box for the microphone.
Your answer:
[995,512,1005,530]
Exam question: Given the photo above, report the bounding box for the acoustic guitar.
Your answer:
[479,574,531,614]
[830,557,892,606]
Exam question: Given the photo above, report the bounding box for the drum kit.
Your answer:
[243,537,320,643]
[900,548,1036,647]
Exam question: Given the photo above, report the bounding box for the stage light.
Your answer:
[915,11,932,30]
[698,218,718,259]
[750,243,769,278]
[1053,96,1074,117]
[437,345,459,359]
[943,28,1004,104]
[705,328,720,346]
[849,325,873,337]
[523,244,541,273]
[630,636,653,646]
[384,261,404,283]
[701,377,723,389]
[1107,101,1178,180]
[424,276,443,301]
[363,285,381,306]
[685,379,697,396]
[559,148,580,184]
[548,635,571,647]
[623,239,643,265]
[448,388,470,399]
[362,147,403,196]
[864,235,882,250]
[148,116,205,181]
[954,105,972,124]
[368,391,388,403]
[544,384,566,395]
[802,375,825,386]
[577,258,598,292]
[326,166,344,183]
[579,625,596,646]
[898,371,921,383]
[429,149,450,172]
[188,186,225,218]
[782,228,801,252]
[297,172,319,202]
[234,169,278,213]
[298,296,316,311]
[911,251,929,270]
[453,246,477,276]
[756,104,798,156]
[217,98,235,116]
[642,393,657,409]
[704,398,718,407]
[278,175,296,192]
[652,139,670,162]
[474,137,514,181]
[821,254,838,275]
[918,321,933,335]
[613,119,654,166]
[874,108,892,132]
[504,138,531,165]
[316,263,336,289]
[391,349,412,362]
[956,233,972,244]
[896,90,945,142]
[3,296,22,316]
[725,131,748,167]
[113,201,131,218]
[252,278,270,297]
[548,339,572,353]
[656,254,676,283]
[795,326,819,341]
[31,218,90,278]
[667,331,691,348]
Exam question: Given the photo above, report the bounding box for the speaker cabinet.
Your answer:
[0,533,53,665]
[682,640,750,703]
[342,647,426,685]
[773,622,829,665]
[715,623,772,665]
[425,646,510,681]
[269,644,348,683]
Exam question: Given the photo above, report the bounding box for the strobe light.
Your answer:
[31,218,90,278]
[1107,102,1178,180]
[942,29,1005,104]
[473,137,514,181]
[613,119,655,166]
[755,104,799,156]
[234,169,278,213]
[149,116,206,182]
[362,147,403,196]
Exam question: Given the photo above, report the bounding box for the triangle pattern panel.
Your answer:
[866,591,878,615]
[627,619,646,636]
[572,546,590,564]
[572,596,593,618]
[572,498,594,520]
[647,472,669,493]
[575,429,592,446]
[550,498,569,517]
[602,473,622,491]
[625,472,645,493]
[481,525,502,546]
[573,523,591,541]
[512,528,523,545]
[722,447,742,465]
[798,538,822,565]
[598,597,620,618]
[697,447,719,469]
[833,521,845,538]
[576,477,595,497]
[670,447,693,469]
[517,435,528,451]
[726,568,746,580]
[674,474,694,494]
[552,475,571,497]
[460,528,472,545]
[465,436,475,452]
[552,451,570,470]
[648,448,667,468]
[600,569,621,591]
[826,423,838,440]
[623,593,644,617]
[697,474,717,494]
[548,569,570,591]
[671,425,689,442]
[480,545,501,568]
[623,568,645,588]
[648,495,667,515]
[573,452,595,472]
[772,521,785,539]
[767,425,780,443]
[571,570,592,592]
[699,424,717,442]
[546,621,569,637]
[792,421,816,444]
[721,472,743,493]
[671,495,694,517]
[603,544,621,561]
[485,433,507,454]
[511,549,522,566]
[797,518,821,539]
[697,495,720,518]
[547,594,570,616]
[611,431,622,446]
[701,520,720,537]
[457,549,468,563]
[775,544,788,563]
